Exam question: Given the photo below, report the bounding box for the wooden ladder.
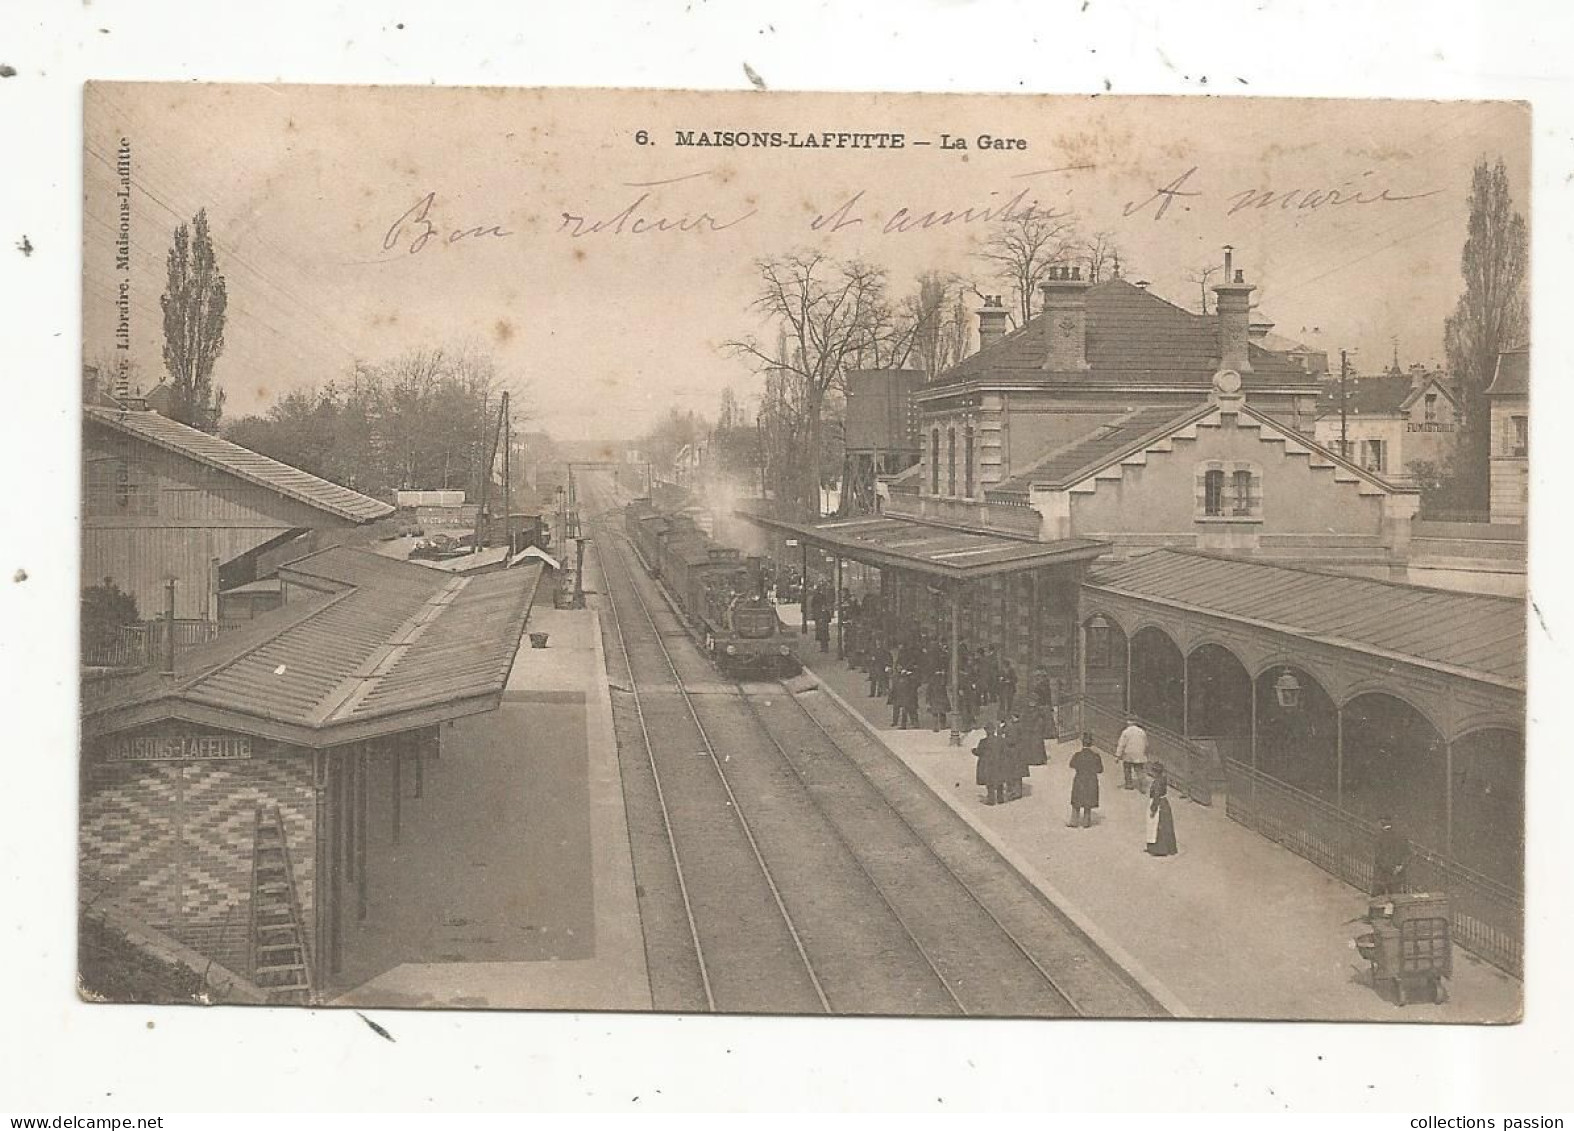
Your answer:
[249,806,314,1005]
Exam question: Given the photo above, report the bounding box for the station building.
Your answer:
[742,251,1525,975]
[83,405,393,624]
[80,546,543,1002]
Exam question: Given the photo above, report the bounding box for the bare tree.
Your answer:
[904,272,974,381]
[1187,261,1223,315]
[976,207,1080,327]
[1083,230,1126,283]
[725,252,902,519]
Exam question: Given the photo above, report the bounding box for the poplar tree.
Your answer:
[160,208,228,432]
[1444,159,1528,510]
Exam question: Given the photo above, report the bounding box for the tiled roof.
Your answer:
[1314,373,1457,419]
[1086,549,1524,689]
[1314,374,1414,417]
[991,404,1212,493]
[738,511,1107,581]
[82,546,541,745]
[84,406,393,523]
[932,279,1311,390]
[1486,347,1529,397]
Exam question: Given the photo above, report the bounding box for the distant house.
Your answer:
[1312,368,1460,483]
[1485,345,1529,524]
[83,406,392,622]
[1251,319,1329,379]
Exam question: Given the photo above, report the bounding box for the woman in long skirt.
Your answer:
[1146,762,1178,856]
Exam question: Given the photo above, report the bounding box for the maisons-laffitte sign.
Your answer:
[106,734,253,762]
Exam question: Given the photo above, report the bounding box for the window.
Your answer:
[947,428,957,496]
[1424,393,1438,423]
[1197,461,1261,521]
[1203,469,1225,516]
[930,429,940,493]
[964,424,975,497]
[1362,439,1386,473]
[1511,416,1528,457]
[1232,469,1253,516]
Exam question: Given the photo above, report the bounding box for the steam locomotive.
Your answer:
[624,499,800,677]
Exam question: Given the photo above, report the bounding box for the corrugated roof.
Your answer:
[1486,347,1529,397]
[84,406,393,523]
[932,279,1311,390]
[991,404,1212,493]
[82,546,542,745]
[739,511,1107,581]
[1086,549,1524,689]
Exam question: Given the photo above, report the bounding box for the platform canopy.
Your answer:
[738,510,1107,582]
[82,547,544,748]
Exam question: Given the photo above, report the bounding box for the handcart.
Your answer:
[1354,893,1452,1006]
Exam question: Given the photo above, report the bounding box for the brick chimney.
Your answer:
[1040,265,1091,373]
[976,294,1010,352]
[1211,246,1255,374]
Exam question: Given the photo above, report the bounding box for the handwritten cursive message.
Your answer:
[373,163,1440,258]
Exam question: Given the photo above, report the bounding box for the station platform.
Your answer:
[334,596,650,1011]
[801,652,1523,1023]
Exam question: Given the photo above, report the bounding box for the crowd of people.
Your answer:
[798,581,1179,857]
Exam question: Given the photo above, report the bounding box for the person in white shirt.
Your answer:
[1114,716,1148,791]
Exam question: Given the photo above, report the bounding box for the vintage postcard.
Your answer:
[79,84,1527,1022]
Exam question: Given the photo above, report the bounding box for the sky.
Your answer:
[82,84,1531,442]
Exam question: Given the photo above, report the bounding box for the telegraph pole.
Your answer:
[1339,349,1351,460]
[501,391,511,555]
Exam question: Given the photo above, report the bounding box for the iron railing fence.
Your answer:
[1225,759,1522,977]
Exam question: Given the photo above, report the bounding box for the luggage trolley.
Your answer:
[1355,893,1452,1006]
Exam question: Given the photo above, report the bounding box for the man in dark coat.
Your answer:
[925,669,950,731]
[1371,816,1409,897]
[1068,733,1103,828]
[974,722,1009,805]
[1003,713,1036,801]
[999,658,1018,718]
[867,645,888,698]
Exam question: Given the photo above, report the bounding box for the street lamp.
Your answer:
[1086,613,1113,667]
[1274,668,1303,710]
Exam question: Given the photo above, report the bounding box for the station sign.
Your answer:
[106,733,253,762]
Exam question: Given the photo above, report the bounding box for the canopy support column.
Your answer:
[835,555,844,659]
[948,584,962,747]
[800,539,808,635]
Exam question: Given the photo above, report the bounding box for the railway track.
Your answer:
[587,476,1164,1017]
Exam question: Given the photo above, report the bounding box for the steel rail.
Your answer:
[587,494,716,1011]
[774,678,1092,1016]
[597,512,832,1014]
[730,685,969,1015]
